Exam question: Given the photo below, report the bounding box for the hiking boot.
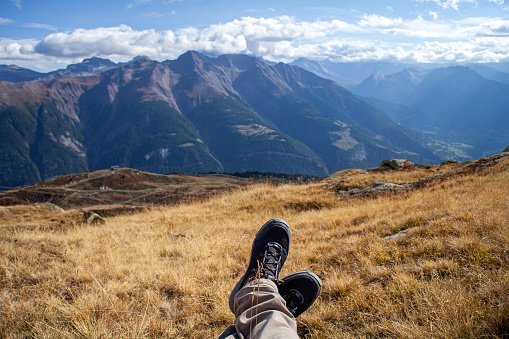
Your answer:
[229,218,291,313]
[278,271,322,318]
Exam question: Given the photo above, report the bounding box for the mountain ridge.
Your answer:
[1,51,441,188]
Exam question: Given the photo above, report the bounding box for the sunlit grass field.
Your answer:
[1,158,508,338]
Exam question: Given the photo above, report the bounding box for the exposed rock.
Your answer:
[338,182,411,198]
[414,151,509,189]
[504,146,509,153]
[36,202,65,212]
[380,159,415,170]
[385,227,417,240]
[85,211,106,225]
[335,150,509,199]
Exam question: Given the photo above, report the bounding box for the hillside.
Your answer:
[1,150,508,338]
[0,51,441,188]
[0,167,251,216]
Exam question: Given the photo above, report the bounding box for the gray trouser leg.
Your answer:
[232,278,299,339]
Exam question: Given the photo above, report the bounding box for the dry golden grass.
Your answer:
[1,159,508,338]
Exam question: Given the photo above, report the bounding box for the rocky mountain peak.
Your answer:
[171,50,210,74]
[80,57,116,68]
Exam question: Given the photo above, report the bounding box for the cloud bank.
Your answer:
[2,15,509,69]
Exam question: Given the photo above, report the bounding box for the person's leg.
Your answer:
[216,325,239,339]
[220,271,323,339]
[225,218,293,338]
[220,219,322,339]
[233,278,298,339]
[229,218,291,314]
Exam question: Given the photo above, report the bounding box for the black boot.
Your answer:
[229,218,291,313]
[279,271,322,318]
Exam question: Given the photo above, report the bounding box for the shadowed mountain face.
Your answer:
[0,51,439,188]
[0,65,45,83]
[352,66,509,157]
[355,66,509,131]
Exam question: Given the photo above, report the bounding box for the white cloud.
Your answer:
[0,17,15,25]
[453,16,495,24]
[358,14,403,27]
[475,19,509,36]
[30,16,363,61]
[428,11,439,19]
[487,0,504,4]
[22,23,58,31]
[414,0,477,10]
[383,16,459,38]
[10,0,21,9]
[34,25,163,58]
[144,12,164,17]
[2,15,509,68]
[385,27,448,38]
[0,38,37,60]
[412,37,509,62]
[126,0,152,10]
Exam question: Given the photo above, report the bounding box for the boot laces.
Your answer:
[259,242,283,278]
[284,289,304,314]
[246,242,284,283]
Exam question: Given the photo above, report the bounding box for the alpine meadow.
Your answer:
[1,150,508,338]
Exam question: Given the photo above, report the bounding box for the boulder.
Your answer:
[385,227,417,240]
[85,211,106,225]
[380,159,414,170]
[38,202,65,212]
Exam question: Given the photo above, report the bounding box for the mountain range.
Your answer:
[290,58,509,86]
[348,66,509,158]
[0,51,444,188]
[0,56,153,83]
[354,66,509,131]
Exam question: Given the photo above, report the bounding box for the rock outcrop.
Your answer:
[334,150,509,198]
[339,182,411,198]
[380,159,415,170]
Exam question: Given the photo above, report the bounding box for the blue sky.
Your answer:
[1,0,509,71]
